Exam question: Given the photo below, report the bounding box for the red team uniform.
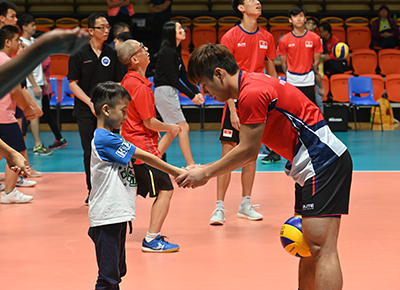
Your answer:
[277,31,322,87]
[120,70,161,164]
[237,71,351,216]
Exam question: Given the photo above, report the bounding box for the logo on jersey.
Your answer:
[259,40,268,49]
[116,142,131,158]
[101,56,111,67]
[222,129,233,138]
[237,42,246,47]
[288,43,295,47]
[305,41,313,48]
[303,203,314,211]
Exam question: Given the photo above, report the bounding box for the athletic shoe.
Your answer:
[33,144,53,156]
[237,203,263,221]
[16,176,37,187]
[210,208,226,225]
[0,183,5,191]
[141,235,180,253]
[1,188,33,204]
[261,151,281,164]
[49,138,68,150]
[24,167,42,178]
[85,196,89,206]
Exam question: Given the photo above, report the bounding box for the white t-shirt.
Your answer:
[20,36,44,87]
[89,129,137,227]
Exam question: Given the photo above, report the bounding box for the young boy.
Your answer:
[88,81,184,290]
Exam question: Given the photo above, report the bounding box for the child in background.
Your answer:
[88,81,184,290]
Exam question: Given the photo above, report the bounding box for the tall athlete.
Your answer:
[277,6,324,104]
[209,0,278,225]
[179,44,352,290]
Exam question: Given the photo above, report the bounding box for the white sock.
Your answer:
[216,200,224,208]
[145,232,160,243]
[240,196,251,207]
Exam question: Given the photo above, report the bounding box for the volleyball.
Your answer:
[280,216,311,258]
[332,42,349,60]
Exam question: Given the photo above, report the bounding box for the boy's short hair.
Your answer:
[319,22,332,34]
[0,24,19,49]
[0,1,17,17]
[187,44,239,84]
[306,17,317,26]
[113,22,130,38]
[288,6,307,17]
[115,31,133,43]
[231,0,245,18]
[17,14,35,30]
[91,81,131,116]
[87,13,107,29]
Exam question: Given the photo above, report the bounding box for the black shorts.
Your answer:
[219,103,239,144]
[133,163,174,198]
[294,150,352,218]
[0,123,26,152]
[296,85,316,105]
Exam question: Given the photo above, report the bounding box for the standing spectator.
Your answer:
[319,22,349,76]
[278,6,324,105]
[114,31,133,50]
[149,0,172,55]
[110,22,130,48]
[107,0,134,27]
[0,1,17,27]
[371,5,399,49]
[209,0,278,226]
[154,21,203,166]
[68,13,125,204]
[18,14,53,156]
[118,39,181,252]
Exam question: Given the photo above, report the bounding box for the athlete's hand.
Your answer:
[318,86,325,98]
[192,93,204,105]
[169,124,182,137]
[176,166,209,188]
[230,111,241,131]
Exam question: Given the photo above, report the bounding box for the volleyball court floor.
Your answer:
[1,130,399,290]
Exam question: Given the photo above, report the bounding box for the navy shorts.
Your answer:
[294,150,352,218]
[219,103,240,144]
[133,163,174,198]
[0,123,26,152]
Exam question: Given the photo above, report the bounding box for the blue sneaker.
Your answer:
[141,235,180,253]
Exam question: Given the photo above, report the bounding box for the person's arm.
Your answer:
[314,52,324,97]
[179,62,204,104]
[107,0,131,8]
[142,117,181,136]
[0,28,88,99]
[69,80,96,116]
[0,138,30,176]
[176,122,265,188]
[26,73,41,98]
[149,0,171,13]
[265,59,278,78]
[280,55,287,77]
[134,147,185,178]
[11,85,43,120]
[226,99,240,131]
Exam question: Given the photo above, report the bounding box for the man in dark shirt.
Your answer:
[68,13,126,204]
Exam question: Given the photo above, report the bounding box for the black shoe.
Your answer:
[49,138,68,150]
[261,151,281,164]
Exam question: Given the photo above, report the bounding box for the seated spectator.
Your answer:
[371,5,399,49]
[318,22,349,76]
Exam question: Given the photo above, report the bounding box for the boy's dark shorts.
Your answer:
[219,103,240,144]
[133,163,174,198]
[295,150,352,218]
[0,123,26,152]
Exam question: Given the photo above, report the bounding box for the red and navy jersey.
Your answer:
[221,24,277,73]
[238,71,347,185]
[277,30,322,87]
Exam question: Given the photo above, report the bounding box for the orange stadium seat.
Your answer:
[181,49,190,69]
[192,26,217,49]
[330,74,352,102]
[322,75,329,101]
[269,26,292,46]
[319,16,344,26]
[218,26,233,43]
[360,74,384,100]
[346,26,371,51]
[345,17,369,27]
[378,49,400,75]
[331,26,346,43]
[351,49,377,75]
[268,16,291,26]
[385,74,400,103]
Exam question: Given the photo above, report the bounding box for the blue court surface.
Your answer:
[1,130,399,173]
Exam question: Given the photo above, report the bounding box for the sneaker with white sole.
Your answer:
[237,203,263,221]
[210,208,227,225]
[16,176,37,187]
[1,188,33,204]
[33,144,53,156]
[141,235,180,253]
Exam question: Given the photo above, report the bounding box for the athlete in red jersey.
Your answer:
[277,6,324,104]
[182,44,352,290]
[208,0,278,226]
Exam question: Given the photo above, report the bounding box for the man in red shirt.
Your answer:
[117,39,181,252]
[278,6,324,104]
[209,0,279,226]
[181,44,352,290]
[318,22,349,75]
